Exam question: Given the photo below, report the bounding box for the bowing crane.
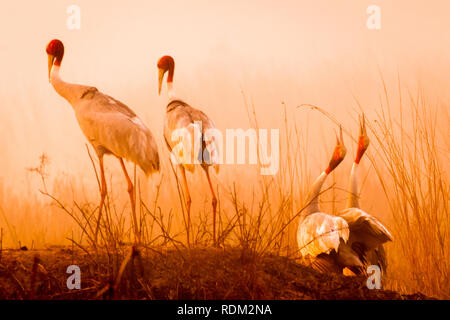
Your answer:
[46,39,159,244]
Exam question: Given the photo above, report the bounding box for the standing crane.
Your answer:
[46,39,160,244]
[157,55,220,246]
[338,115,393,275]
[297,126,364,274]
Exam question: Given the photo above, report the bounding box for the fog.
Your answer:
[0,0,449,201]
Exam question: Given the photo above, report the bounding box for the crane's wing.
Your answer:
[309,253,343,274]
[339,208,393,250]
[349,241,388,274]
[164,100,220,172]
[309,239,363,274]
[297,212,350,258]
[370,245,388,272]
[77,87,137,118]
[335,239,364,269]
[75,90,159,176]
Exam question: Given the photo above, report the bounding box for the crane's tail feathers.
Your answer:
[203,131,221,167]
[336,239,364,268]
[309,253,342,274]
[169,124,201,169]
[143,162,160,177]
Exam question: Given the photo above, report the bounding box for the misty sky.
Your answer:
[0,0,449,191]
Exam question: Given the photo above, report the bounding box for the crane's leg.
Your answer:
[179,165,191,245]
[118,158,140,244]
[204,167,218,246]
[95,154,107,245]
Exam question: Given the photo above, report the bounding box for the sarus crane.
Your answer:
[338,115,393,275]
[157,55,220,246]
[297,126,364,273]
[46,39,160,244]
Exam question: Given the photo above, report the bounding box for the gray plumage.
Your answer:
[339,207,392,274]
[50,67,160,176]
[76,88,160,175]
[164,99,219,173]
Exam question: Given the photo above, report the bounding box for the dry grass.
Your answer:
[0,247,431,300]
[367,84,449,299]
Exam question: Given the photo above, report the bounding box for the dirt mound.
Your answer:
[0,247,432,300]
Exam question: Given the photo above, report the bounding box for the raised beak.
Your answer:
[327,126,347,173]
[358,113,370,148]
[48,54,55,81]
[335,125,344,146]
[158,68,165,95]
[359,114,366,136]
[336,125,347,158]
[339,125,344,145]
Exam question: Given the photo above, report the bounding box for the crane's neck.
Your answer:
[50,64,89,106]
[346,162,360,208]
[167,81,175,100]
[304,171,328,216]
[50,65,76,104]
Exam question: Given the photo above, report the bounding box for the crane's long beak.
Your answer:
[356,113,370,159]
[335,125,347,158]
[359,114,366,136]
[339,125,344,145]
[158,68,165,95]
[48,54,55,81]
[335,125,344,145]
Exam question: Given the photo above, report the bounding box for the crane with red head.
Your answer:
[46,39,160,245]
[157,55,221,246]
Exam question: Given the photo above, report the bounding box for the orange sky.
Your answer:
[0,0,449,191]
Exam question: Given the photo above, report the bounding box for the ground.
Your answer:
[0,246,432,300]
